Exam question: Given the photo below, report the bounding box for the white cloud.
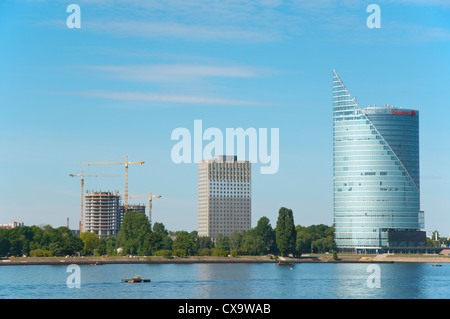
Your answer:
[83,20,283,43]
[39,0,450,43]
[66,90,276,106]
[66,62,280,108]
[387,0,450,7]
[80,64,268,83]
[66,0,305,42]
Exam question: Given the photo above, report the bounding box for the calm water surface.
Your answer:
[1,262,449,299]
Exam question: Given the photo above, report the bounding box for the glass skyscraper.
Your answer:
[333,70,425,253]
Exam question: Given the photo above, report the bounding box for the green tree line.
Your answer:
[0,225,84,257]
[0,207,335,257]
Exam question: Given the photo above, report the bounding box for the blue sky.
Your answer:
[0,0,449,235]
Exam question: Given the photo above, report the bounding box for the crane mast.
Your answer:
[128,192,162,224]
[77,155,144,215]
[69,170,118,234]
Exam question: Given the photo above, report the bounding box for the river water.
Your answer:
[1,262,449,299]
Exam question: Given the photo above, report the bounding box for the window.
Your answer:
[364,172,376,176]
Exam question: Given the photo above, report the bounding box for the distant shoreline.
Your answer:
[2,254,450,266]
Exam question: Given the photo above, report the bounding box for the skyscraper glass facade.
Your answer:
[333,70,425,253]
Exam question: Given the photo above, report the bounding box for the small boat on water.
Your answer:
[121,275,151,283]
[276,261,290,266]
[431,264,442,267]
[275,261,293,270]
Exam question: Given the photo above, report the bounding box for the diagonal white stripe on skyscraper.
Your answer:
[332,70,419,194]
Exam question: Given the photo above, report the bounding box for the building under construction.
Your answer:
[85,191,121,239]
[84,191,148,238]
[117,204,146,232]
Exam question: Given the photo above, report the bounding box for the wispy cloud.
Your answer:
[391,22,450,42]
[84,20,283,43]
[38,0,450,44]
[66,61,280,107]
[388,0,450,7]
[63,90,277,106]
[46,0,305,42]
[79,64,269,83]
[351,21,450,44]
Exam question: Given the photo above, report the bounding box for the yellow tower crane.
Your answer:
[77,155,144,215]
[128,192,162,225]
[69,170,119,234]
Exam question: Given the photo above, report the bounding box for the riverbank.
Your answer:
[3,253,450,265]
[0,255,304,266]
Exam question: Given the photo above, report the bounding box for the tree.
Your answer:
[242,230,266,255]
[230,231,243,251]
[173,231,196,256]
[296,230,313,256]
[49,242,63,256]
[62,235,84,256]
[333,251,338,260]
[0,229,10,256]
[140,232,165,255]
[30,225,48,251]
[0,224,91,257]
[105,236,117,255]
[153,222,168,235]
[254,216,276,254]
[96,239,107,256]
[275,207,296,256]
[117,211,152,255]
[155,249,172,258]
[197,236,213,250]
[8,227,27,256]
[216,236,231,252]
[214,234,231,252]
[30,249,52,257]
[161,236,173,251]
[322,236,334,252]
[295,224,335,254]
[174,249,186,257]
[81,231,100,255]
